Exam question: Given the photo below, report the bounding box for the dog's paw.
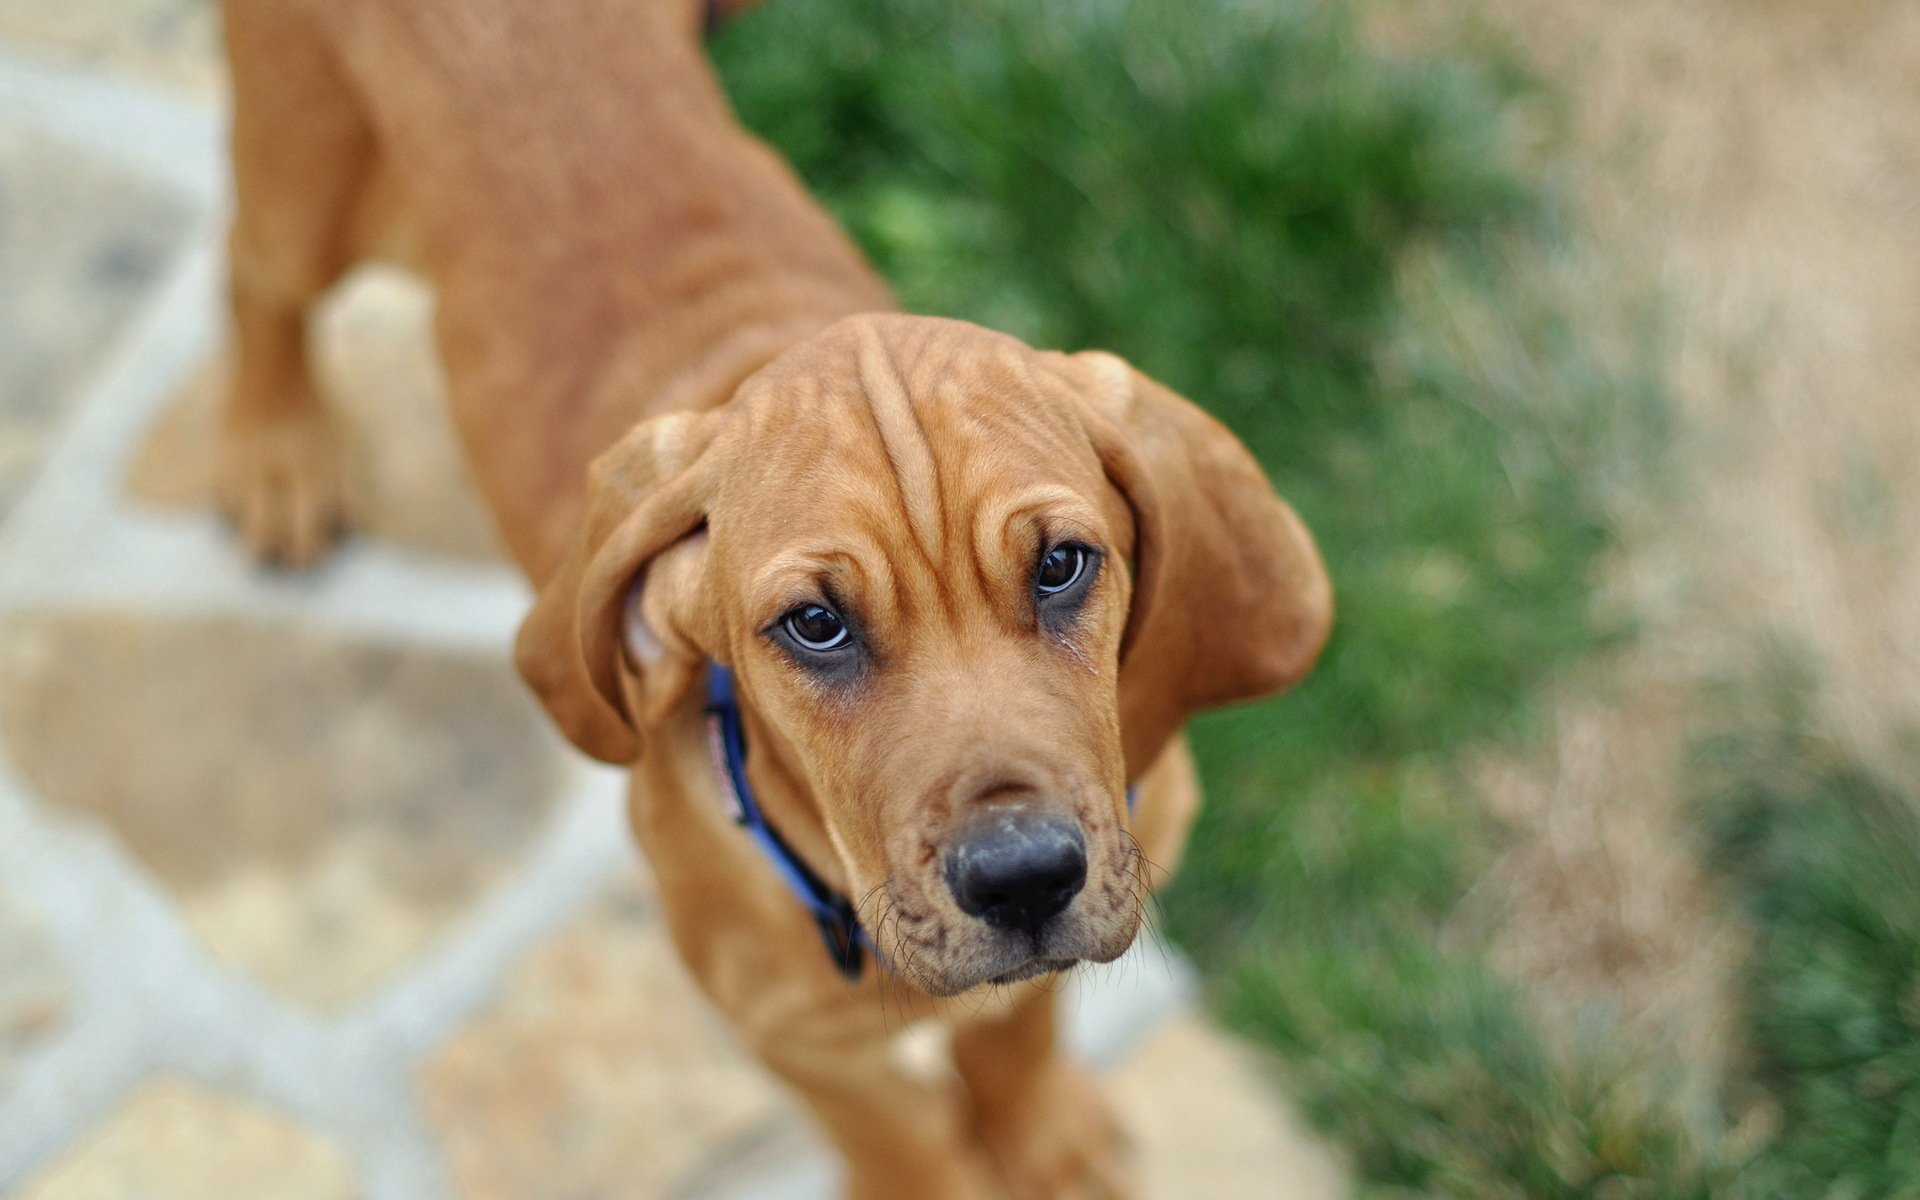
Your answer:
[216,407,350,569]
[846,1150,1003,1200]
[977,1067,1135,1200]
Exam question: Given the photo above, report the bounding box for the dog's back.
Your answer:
[217,9,1332,1195]
[221,0,889,573]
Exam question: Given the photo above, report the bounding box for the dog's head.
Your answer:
[518,314,1330,995]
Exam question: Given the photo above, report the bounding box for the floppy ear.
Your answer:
[515,410,725,763]
[1068,352,1334,774]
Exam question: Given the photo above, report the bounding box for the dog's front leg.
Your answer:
[218,0,370,567]
[633,745,1001,1200]
[659,899,1002,1200]
[736,998,1003,1200]
[952,987,1134,1200]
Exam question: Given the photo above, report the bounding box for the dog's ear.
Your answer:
[515,410,726,763]
[1065,351,1333,773]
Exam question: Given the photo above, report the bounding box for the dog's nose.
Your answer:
[944,806,1087,934]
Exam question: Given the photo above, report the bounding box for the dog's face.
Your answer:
[518,314,1331,996]
[690,324,1142,993]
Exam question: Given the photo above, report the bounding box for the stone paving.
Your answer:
[0,14,1343,1200]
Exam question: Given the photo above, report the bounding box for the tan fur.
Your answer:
[217,2,1331,1196]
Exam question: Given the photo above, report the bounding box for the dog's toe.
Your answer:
[217,408,350,570]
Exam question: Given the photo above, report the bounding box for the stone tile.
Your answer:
[0,0,222,99]
[0,613,564,1008]
[0,892,69,1092]
[422,878,790,1200]
[1108,1016,1346,1200]
[0,123,192,521]
[129,269,508,563]
[17,1079,357,1200]
[667,1012,1350,1200]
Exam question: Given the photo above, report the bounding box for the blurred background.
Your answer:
[3,0,1918,1196]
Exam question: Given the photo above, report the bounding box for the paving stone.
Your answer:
[0,122,192,521]
[422,877,789,1200]
[0,0,222,99]
[0,892,69,1093]
[17,1079,357,1200]
[129,269,508,563]
[0,613,564,1008]
[673,1014,1348,1200]
[1109,1016,1346,1200]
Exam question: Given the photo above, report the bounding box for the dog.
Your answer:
[214,1,1332,1196]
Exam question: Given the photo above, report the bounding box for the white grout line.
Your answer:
[351,764,634,1053]
[0,1011,152,1188]
[0,747,303,1187]
[0,43,220,204]
[1,506,535,652]
[0,714,628,1197]
[0,234,222,557]
[0,773,164,1186]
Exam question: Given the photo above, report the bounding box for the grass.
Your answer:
[1700,686,1920,1199]
[713,0,1705,1193]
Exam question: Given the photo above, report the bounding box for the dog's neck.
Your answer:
[339,0,893,577]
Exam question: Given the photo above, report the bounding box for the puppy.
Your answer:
[216,1,1332,1196]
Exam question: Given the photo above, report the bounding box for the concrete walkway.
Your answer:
[0,9,1344,1199]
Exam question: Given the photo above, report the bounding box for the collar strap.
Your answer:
[705,664,866,980]
[703,663,1140,984]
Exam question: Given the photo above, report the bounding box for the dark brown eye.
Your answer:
[782,603,850,651]
[1036,545,1088,596]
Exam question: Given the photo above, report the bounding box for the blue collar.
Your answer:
[703,663,1137,984]
[705,664,867,980]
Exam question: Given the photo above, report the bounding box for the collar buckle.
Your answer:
[817,896,865,982]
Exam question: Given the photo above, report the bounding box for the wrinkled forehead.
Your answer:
[709,316,1115,563]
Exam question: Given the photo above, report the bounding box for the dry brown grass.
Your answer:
[1451,0,1920,1096]
[1493,0,1920,755]
[1465,676,1749,1101]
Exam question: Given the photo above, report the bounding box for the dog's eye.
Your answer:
[1035,544,1089,596]
[782,603,851,652]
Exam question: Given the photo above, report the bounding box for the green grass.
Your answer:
[1701,691,1920,1199]
[714,0,1702,1193]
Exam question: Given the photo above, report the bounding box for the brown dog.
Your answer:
[215,1,1332,1196]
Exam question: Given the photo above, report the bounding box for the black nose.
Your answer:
[944,807,1087,934]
